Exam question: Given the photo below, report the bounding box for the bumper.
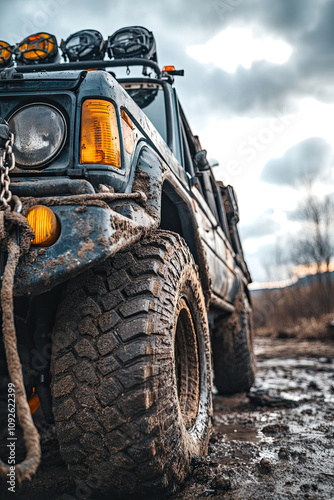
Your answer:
[13,204,153,296]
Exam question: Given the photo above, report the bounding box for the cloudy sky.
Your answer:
[1,0,334,284]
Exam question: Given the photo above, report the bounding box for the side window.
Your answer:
[215,181,232,241]
[171,89,184,165]
[200,173,220,222]
[121,82,167,142]
[180,119,195,177]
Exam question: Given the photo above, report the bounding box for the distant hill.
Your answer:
[250,270,334,296]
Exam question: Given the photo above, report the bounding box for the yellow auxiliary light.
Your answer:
[15,32,59,64]
[0,41,13,68]
[27,205,60,247]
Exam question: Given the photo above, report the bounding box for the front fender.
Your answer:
[131,145,165,221]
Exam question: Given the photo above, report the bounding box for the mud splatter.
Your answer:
[132,167,151,196]
[77,239,95,260]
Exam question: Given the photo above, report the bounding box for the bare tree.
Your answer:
[291,191,334,313]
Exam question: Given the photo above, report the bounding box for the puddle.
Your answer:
[214,423,274,444]
[279,391,308,402]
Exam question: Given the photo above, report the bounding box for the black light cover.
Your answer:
[107,26,157,62]
[61,29,105,62]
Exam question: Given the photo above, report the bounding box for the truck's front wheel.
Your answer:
[51,231,212,496]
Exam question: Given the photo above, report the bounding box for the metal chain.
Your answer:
[0,132,15,210]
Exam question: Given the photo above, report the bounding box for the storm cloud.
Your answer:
[1,0,334,120]
[239,209,280,241]
[260,137,333,188]
[178,0,334,118]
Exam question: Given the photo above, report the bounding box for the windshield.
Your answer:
[121,82,167,142]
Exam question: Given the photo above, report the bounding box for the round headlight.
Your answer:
[9,104,66,168]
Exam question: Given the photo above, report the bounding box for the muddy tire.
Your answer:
[51,231,212,496]
[212,293,256,394]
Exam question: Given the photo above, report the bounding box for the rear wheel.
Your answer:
[51,231,212,496]
[212,293,256,394]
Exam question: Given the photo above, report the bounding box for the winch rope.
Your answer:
[0,120,41,483]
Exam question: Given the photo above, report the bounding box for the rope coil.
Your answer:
[0,205,41,484]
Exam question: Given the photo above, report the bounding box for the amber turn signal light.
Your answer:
[80,99,121,168]
[27,205,60,247]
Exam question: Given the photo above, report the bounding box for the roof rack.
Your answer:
[14,58,162,78]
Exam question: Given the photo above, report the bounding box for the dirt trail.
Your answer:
[1,337,334,499]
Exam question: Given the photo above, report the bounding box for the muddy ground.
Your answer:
[1,336,334,500]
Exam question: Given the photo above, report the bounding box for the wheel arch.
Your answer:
[159,175,211,306]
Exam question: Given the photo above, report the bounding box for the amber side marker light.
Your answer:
[121,109,135,155]
[162,65,184,76]
[28,388,40,414]
[162,65,175,72]
[80,99,121,168]
[27,205,60,247]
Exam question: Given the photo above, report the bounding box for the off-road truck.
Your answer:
[0,27,255,496]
